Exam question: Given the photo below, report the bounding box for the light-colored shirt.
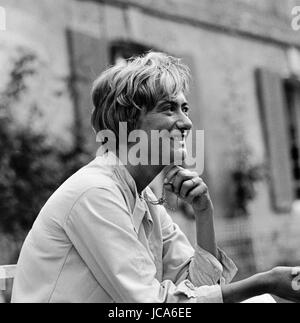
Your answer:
[12,152,237,303]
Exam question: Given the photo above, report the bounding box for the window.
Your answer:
[110,41,153,64]
[284,78,300,198]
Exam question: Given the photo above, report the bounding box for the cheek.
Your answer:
[141,112,173,129]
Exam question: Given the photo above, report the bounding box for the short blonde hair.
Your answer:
[91,51,190,142]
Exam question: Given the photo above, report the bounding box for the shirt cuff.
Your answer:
[189,245,238,286]
[217,248,238,284]
[174,280,223,303]
[195,284,223,303]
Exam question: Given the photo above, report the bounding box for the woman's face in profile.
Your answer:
[136,92,193,166]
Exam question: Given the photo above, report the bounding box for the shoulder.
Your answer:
[63,185,133,232]
[55,155,125,200]
[38,157,127,223]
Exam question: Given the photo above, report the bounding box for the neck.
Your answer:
[124,163,165,194]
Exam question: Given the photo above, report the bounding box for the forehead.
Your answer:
[170,92,187,104]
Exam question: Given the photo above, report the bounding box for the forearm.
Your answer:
[195,209,218,258]
[221,272,269,303]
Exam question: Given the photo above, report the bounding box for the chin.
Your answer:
[170,148,187,166]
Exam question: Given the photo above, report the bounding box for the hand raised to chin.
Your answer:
[164,165,214,216]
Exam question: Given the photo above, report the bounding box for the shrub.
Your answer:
[0,47,91,261]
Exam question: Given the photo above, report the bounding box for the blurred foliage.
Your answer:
[229,156,265,218]
[222,70,265,218]
[0,47,91,249]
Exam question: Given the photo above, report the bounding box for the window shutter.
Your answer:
[256,68,294,212]
[66,29,109,154]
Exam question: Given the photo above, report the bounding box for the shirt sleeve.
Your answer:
[159,204,238,287]
[63,186,224,303]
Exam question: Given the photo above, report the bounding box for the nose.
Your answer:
[176,112,192,133]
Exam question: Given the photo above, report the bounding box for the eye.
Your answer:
[168,104,177,112]
[182,106,189,114]
[160,104,176,113]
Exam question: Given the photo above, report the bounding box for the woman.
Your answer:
[12,52,300,303]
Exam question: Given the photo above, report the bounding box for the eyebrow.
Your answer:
[166,100,189,107]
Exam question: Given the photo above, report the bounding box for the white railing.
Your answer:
[0,265,17,290]
[0,265,16,303]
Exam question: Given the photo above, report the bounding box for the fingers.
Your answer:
[179,177,202,198]
[164,167,198,195]
[172,169,197,194]
[185,182,208,205]
[163,166,212,212]
[164,166,183,185]
[164,165,204,197]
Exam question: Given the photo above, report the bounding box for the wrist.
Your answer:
[221,272,270,303]
[254,271,272,294]
[194,207,213,221]
[261,269,279,295]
